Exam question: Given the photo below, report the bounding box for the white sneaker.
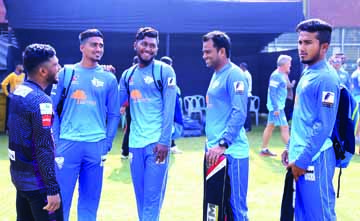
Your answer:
[170,146,183,154]
[121,154,129,159]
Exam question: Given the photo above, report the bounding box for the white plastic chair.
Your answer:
[184,95,204,121]
[249,95,260,126]
[193,94,206,113]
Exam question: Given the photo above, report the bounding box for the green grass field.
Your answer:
[0,125,359,220]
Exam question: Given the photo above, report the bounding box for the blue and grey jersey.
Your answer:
[119,60,177,148]
[51,63,120,150]
[351,69,360,96]
[206,62,249,159]
[289,59,340,169]
[266,70,287,111]
[8,81,60,195]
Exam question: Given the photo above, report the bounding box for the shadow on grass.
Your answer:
[107,159,132,184]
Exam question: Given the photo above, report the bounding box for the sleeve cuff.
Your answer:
[47,185,60,196]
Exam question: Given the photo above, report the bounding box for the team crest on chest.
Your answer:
[210,80,220,89]
[144,76,154,84]
[91,77,104,87]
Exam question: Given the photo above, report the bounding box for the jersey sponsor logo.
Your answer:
[234,81,245,94]
[269,79,280,88]
[39,103,52,114]
[13,85,33,97]
[168,77,176,87]
[322,91,335,107]
[55,157,64,169]
[71,89,86,102]
[39,103,53,127]
[144,76,154,84]
[70,90,96,105]
[206,203,219,221]
[8,149,15,161]
[130,89,143,100]
[130,89,149,103]
[91,77,104,87]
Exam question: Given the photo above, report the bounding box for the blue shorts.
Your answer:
[267,110,288,126]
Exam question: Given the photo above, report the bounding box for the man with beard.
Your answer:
[260,55,292,157]
[51,29,120,221]
[281,19,340,220]
[119,27,177,221]
[8,44,63,220]
[202,31,249,220]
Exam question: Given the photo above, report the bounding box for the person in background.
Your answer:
[1,64,25,96]
[120,55,138,159]
[160,55,183,154]
[1,64,26,132]
[240,62,252,132]
[260,55,292,157]
[284,74,296,122]
[329,55,351,89]
[351,58,360,154]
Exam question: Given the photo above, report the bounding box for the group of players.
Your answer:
[7,17,341,221]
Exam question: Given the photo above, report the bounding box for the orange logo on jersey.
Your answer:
[130,90,143,101]
[71,90,87,104]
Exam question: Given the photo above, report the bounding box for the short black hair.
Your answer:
[22,44,56,75]
[203,31,231,58]
[296,18,332,44]
[160,56,173,66]
[79,29,104,44]
[135,27,159,43]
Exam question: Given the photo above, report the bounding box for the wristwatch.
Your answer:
[218,138,229,149]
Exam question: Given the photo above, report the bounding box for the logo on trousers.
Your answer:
[207,203,218,221]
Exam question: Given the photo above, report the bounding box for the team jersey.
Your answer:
[266,70,287,111]
[51,63,120,145]
[289,59,340,169]
[351,69,360,97]
[1,72,25,96]
[119,60,177,148]
[206,62,249,159]
[8,81,60,195]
